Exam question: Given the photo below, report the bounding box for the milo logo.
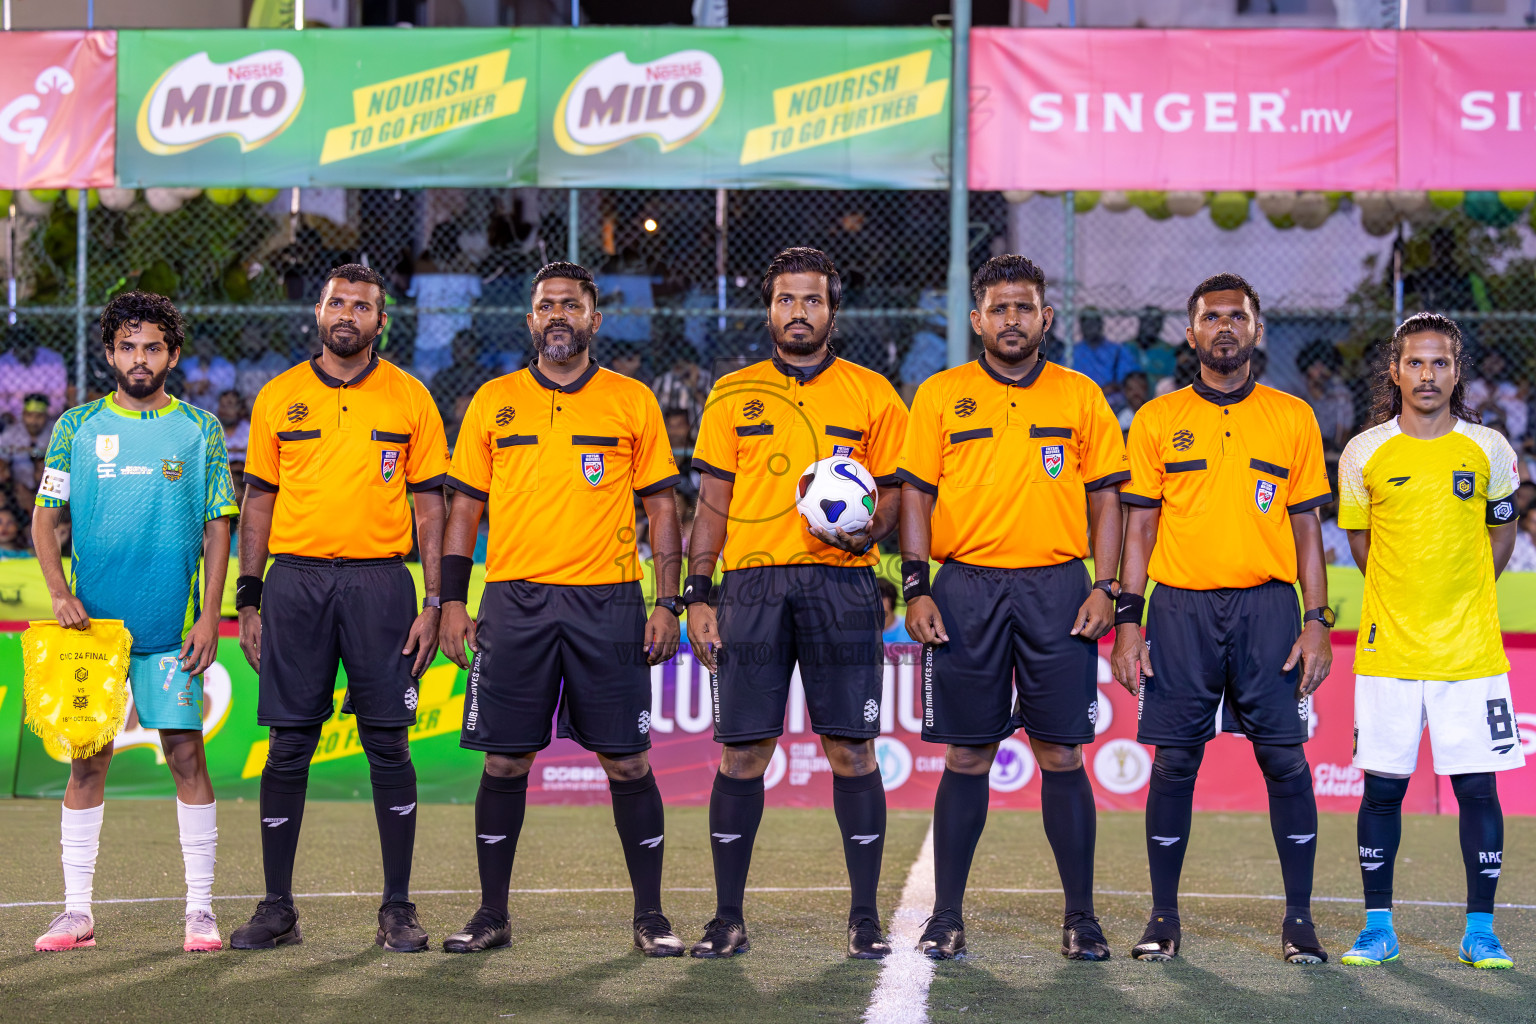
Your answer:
[137,49,305,155]
[554,49,723,155]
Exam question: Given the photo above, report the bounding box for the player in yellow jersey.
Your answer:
[1337,313,1523,970]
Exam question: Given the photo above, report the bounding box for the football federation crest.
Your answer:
[1041,444,1064,479]
[495,406,515,427]
[1453,470,1475,501]
[954,397,976,418]
[160,459,184,482]
[380,449,400,483]
[286,402,308,424]
[582,453,605,485]
[743,399,764,420]
[1255,479,1277,513]
[1172,429,1195,452]
[95,434,119,462]
[832,444,852,457]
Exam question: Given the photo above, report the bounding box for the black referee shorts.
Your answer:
[1136,578,1307,747]
[257,555,420,729]
[460,579,653,756]
[712,564,883,744]
[921,559,1098,746]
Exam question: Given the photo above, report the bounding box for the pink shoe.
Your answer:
[184,908,223,952]
[35,910,96,951]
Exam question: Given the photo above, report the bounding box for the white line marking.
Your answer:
[864,821,936,1024]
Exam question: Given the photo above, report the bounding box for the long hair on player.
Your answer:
[1367,311,1479,426]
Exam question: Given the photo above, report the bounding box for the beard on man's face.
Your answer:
[770,316,832,357]
[320,320,377,358]
[531,320,593,363]
[984,323,1043,365]
[113,361,169,400]
[1196,332,1257,376]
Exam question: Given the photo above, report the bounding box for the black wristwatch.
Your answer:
[1303,606,1335,628]
[1092,579,1120,600]
[655,596,685,618]
[423,596,442,611]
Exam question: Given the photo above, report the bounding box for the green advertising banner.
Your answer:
[537,27,951,188]
[0,632,23,794]
[115,29,539,187]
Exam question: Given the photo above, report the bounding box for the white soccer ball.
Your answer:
[796,456,877,536]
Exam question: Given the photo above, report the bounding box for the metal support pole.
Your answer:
[944,0,972,369]
[1392,226,1405,325]
[1062,193,1075,368]
[715,188,727,332]
[75,2,93,403]
[567,0,580,266]
[3,0,12,328]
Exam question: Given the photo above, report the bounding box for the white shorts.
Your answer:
[1353,674,1528,776]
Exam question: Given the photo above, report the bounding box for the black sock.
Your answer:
[832,770,887,926]
[1145,746,1202,919]
[259,766,308,902]
[1040,764,1097,921]
[1451,773,1503,914]
[610,769,666,917]
[709,772,764,923]
[1258,748,1317,922]
[1358,773,1408,910]
[931,768,990,918]
[475,772,528,917]
[369,760,418,905]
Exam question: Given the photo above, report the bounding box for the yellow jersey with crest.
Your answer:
[1338,417,1518,680]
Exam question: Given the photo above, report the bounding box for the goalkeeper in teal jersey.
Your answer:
[30,292,238,955]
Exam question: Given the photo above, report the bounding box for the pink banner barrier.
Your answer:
[0,31,116,190]
[525,636,1536,815]
[968,28,1398,192]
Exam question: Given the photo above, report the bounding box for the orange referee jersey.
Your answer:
[897,356,1129,568]
[245,354,448,559]
[1123,376,1331,590]
[693,351,908,570]
[447,360,679,586]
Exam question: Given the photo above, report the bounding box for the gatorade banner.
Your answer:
[537,27,951,188]
[0,31,116,189]
[969,28,1398,192]
[7,630,1534,815]
[115,29,539,187]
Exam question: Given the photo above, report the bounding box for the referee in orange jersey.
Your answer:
[230,265,449,954]
[1112,274,1333,965]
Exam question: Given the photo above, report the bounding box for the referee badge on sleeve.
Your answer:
[1254,479,1276,514]
[380,450,400,482]
[1453,470,1475,501]
[1041,444,1064,479]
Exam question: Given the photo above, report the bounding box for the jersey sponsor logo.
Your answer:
[380,449,400,482]
[954,397,976,418]
[160,458,184,482]
[1255,479,1276,514]
[286,401,309,424]
[495,405,515,427]
[1491,499,1515,523]
[123,465,152,475]
[1042,443,1064,479]
[582,452,605,485]
[1388,475,1410,486]
[1453,469,1475,500]
[97,464,116,480]
[1172,429,1194,452]
[38,467,69,500]
[95,434,119,462]
[743,398,765,420]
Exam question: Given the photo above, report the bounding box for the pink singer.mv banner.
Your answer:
[1399,32,1536,190]
[969,29,1398,193]
[0,31,116,190]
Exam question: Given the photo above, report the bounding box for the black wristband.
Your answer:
[1114,592,1146,626]
[901,560,931,601]
[441,554,473,605]
[681,574,713,605]
[234,575,263,612]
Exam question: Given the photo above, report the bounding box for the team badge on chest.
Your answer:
[380,449,400,483]
[1452,470,1475,501]
[1041,444,1064,479]
[1255,479,1276,514]
[582,453,605,485]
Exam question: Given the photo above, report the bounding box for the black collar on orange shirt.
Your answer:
[1192,372,1257,407]
[771,347,836,383]
[530,357,601,394]
[977,352,1049,388]
[309,352,380,389]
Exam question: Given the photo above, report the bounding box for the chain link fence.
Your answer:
[4,186,1536,563]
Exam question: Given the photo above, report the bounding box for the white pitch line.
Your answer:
[863,821,937,1024]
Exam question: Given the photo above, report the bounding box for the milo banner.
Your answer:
[536,27,951,189]
[114,29,538,187]
[8,630,1535,815]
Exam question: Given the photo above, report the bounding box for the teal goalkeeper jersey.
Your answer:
[36,394,238,653]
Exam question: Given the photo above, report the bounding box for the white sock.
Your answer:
[177,799,218,914]
[61,803,104,916]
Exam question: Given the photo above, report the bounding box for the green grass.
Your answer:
[0,800,1532,1023]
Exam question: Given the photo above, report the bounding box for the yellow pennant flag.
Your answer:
[22,619,133,759]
